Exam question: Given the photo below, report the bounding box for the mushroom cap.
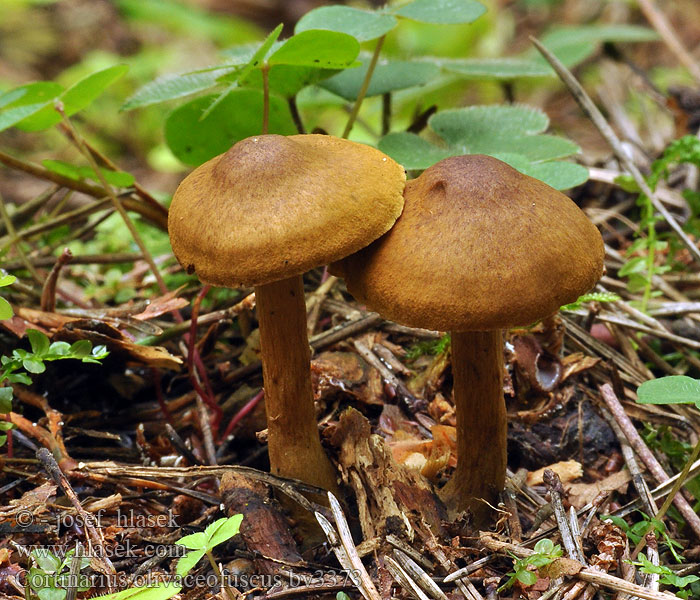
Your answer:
[168,134,406,287]
[331,155,604,331]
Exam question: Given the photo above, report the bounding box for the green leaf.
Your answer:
[515,569,538,586]
[48,342,71,356]
[196,24,284,122]
[534,539,554,554]
[0,274,16,288]
[637,376,700,406]
[268,30,360,69]
[164,89,296,166]
[91,582,182,600]
[540,24,659,48]
[42,160,135,187]
[0,387,13,413]
[18,65,129,131]
[443,57,554,80]
[241,64,336,98]
[0,82,63,132]
[231,23,284,85]
[32,549,61,573]
[23,358,46,374]
[497,135,579,162]
[378,132,453,170]
[205,514,243,549]
[560,291,620,311]
[0,297,13,320]
[176,531,207,550]
[27,330,50,357]
[393,0,486,24]
[618,256,647,277]
[91,345,109,359]
[68,340,92,358]
[122,71,223,111]
[295,6,397,42]
[522,160,589,190]
[175,549,206,577]
[429,105,549,149]
[321,58,439,100]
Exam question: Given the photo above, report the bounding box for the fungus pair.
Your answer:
[169,136,604,519]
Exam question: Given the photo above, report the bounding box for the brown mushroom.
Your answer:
[331,155,604,520]
[168,134,406,491]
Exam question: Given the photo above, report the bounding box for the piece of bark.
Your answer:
[220,471,304,575]
[330,408,446,540]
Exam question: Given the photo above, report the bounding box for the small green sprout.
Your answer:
[27,547,91,600]
[632,553,699,599]
[0,273,16,320]
[498,538,562,592]
[91,583,182,600]
[176,514,244,600]
[559,291,620,312]
[0,328,109,445]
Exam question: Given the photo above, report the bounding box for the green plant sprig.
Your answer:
[498,538,562,592]
[631,552,699,599]
[618,135,700,312]
[0,326,108,446]
[175,514,244,600]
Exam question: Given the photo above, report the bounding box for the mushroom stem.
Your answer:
[439,329,506,522]
[255,275,338,492]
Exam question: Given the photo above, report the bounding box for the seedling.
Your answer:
[631,553,699,599]
[0,326,108,446]
[26,546,91,600]
[91,583,182,600]
[498,538,562,592]
[175,514,244,600]
[633,375,700,557]
[618,135,700,312]
[605,513,684,563]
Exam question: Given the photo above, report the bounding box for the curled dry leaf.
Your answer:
[311,350,383,405]
[527,459,583,486]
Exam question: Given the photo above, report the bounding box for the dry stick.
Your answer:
[0,191,42,283]
[0,149,167,230]
[480,534,678,600]
[392,549,449,600]
[531,37,700,265]
[0,185,59,237]
[384,556,431,600]
[3,252,142,270]
[327,492,381,600]
[0,198,112,250]
[342,35,386,139]
[544,469,586,563]
[615,456,700,518]
[36,448,116,582]
[599,405,659,517]
[40,248,72,312]
[599,384,700,540]
[631,431,700,559]
[636,0,700,84]
[57,123,167,220]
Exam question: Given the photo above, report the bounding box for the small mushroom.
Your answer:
[331,155,604,520]
[169,134,406,491]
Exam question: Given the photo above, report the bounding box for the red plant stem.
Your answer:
[150,367,173,425]
[221,389,264,441]
[185,285,222,430]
